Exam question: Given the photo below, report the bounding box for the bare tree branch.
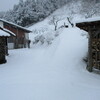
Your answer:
[49,15,64,31]
[67,17,74,27]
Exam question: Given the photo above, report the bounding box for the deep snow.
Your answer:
[0,27,100,100]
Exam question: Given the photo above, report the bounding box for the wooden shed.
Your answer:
[76,18,100,72]
[0,19,31,49]
[0,27,15,64]
[0,30,10,64]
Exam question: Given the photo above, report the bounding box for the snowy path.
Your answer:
[0,28,100,100]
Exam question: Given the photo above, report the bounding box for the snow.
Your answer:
[0,1,100,99]
[0,27,100,100]
[28,1,83,44]
[0,29,10,36]
[75,16,100,24]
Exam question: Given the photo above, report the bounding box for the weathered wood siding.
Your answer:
[4,23,27,49]
[0,37,7,64]
[76,21,100,71]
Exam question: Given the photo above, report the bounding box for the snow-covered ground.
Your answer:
[1,1,100,99]
[0,27,100,100]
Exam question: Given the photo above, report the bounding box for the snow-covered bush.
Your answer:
[33,30,60,45]
[33,35,45,44]
[44,31,55,45]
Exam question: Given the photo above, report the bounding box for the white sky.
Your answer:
[0,0,25,12]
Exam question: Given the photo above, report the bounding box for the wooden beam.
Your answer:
[86,30,93,72]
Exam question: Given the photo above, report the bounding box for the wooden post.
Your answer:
[5,37,9,55]
[87,30,93,72]
[14,28,19,49]
[0,37,7,64]
[76,20,100,72]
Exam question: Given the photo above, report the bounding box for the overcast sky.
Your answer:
[0,0,24,12]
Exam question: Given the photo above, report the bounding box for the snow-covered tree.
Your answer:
[49,15,64,31]
[0,0,70,26]
[81,0,100,18]
[2,0,100,27]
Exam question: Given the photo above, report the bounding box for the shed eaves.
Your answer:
[0,19,32,33]
[76,17,100,32]
[0,27,16,36]
[76,17,100,24]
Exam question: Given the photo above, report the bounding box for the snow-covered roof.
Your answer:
[0,29,10,37]
[0,27,15,36]
[4,28,16,36]
[0,19,32,33]
[76,17,100,24]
